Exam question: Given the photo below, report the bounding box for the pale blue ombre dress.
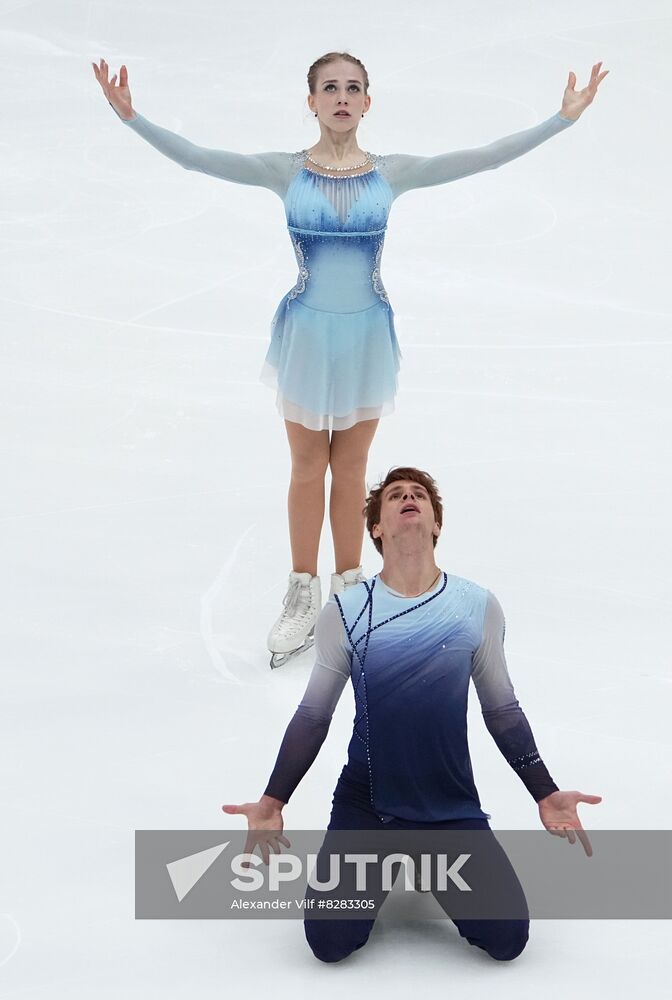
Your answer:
[262,155,400,429]
[113,105,577,430]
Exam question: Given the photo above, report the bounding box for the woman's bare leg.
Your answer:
[284,419,330,576]
[328,419,379,574]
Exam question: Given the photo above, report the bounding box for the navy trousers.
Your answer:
[304,768,529,964]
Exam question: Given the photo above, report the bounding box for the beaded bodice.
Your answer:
[282,151,393,313]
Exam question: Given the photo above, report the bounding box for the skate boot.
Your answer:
[267,571,322,669]
[328,565,366,601]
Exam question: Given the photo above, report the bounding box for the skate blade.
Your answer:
[269,633,315,669]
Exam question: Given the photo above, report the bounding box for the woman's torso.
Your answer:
[282,152,394,313]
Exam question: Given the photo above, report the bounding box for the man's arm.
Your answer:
[471,591,559,802]
[380,111,577,199]
[263,600,351,804]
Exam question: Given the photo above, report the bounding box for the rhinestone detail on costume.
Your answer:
[335,574,449,820]
[300,149,377,179]
[371,237,389,304]
[509,749,543,771]
[287,234,310,301]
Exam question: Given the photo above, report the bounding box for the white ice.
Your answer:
[2,0,671,996]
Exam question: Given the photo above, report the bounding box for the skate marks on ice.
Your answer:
[0,485,243,526]
[200,522,268,685]
[200,525,317,681]
[0,913,21,970]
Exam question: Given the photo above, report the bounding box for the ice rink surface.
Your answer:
[2,0,671,996]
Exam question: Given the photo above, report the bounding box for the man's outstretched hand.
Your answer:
[538,789,603,857]
[222,796,289,867]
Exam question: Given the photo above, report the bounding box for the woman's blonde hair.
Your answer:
[307,52,370,95]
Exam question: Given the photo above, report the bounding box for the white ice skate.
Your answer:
[328,565,366,600]
[267,571,322,669]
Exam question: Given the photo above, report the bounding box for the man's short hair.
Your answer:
[364,466,443,556]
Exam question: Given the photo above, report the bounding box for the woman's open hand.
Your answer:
[560,61,609,121]
[92,58,134,121]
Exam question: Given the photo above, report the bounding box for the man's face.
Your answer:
[372,480,441,551]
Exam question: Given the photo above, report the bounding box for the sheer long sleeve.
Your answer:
[264,600,351,803]
[380,110,577,199]
[471,591,559,802]
[109,103,293,198]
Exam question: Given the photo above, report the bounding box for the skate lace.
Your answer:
[281,579,311,621]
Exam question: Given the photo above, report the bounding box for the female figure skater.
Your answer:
[92,52,608,668]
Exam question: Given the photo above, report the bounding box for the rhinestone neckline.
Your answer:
[300,149,377,178]
[307,148,372,171]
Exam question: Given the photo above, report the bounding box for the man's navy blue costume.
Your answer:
[265,572,558,961]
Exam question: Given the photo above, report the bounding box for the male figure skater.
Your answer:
[223,466,602,963]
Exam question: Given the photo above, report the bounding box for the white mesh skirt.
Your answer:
[259,290,402,432]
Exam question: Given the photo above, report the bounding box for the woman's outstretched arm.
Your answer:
[381,111,577,198]
[380,61,608,199]
[93,58,292,197]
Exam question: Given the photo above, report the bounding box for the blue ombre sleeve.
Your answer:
[472,592,559,802]
[263,601,351,803]
[109,103,294,198]
[379,110,578,199]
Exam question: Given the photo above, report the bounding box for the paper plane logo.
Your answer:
[166,841,230,902]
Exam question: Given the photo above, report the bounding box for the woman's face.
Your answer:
[308,60,371,128]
